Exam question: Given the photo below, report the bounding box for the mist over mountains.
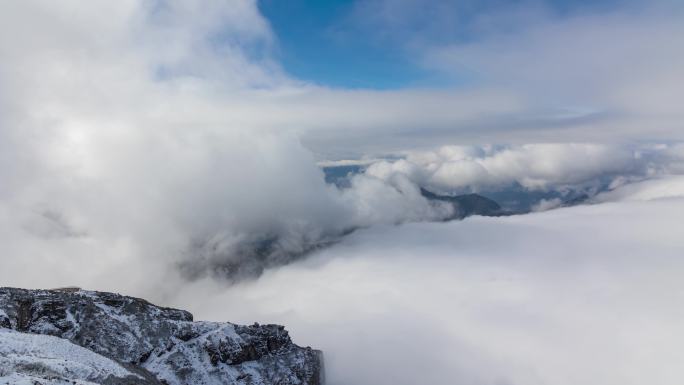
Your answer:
[2,134,684,286]
[1,1,684,385]
[2,0,683,291]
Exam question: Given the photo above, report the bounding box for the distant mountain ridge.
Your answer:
[420,188,512,220]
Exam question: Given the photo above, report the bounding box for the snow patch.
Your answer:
[0,328,140,383]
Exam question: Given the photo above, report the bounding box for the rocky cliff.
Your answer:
[0,287,323,385]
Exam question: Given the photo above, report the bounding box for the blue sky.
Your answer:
[258,0,426,89]
[258,0,628,89]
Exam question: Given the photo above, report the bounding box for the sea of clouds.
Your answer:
[1,1,684,385]
[171,177,684,385]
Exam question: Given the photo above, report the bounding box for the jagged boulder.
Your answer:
[0,287,324,385]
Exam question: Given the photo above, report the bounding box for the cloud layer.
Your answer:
[0,1,450,285]
[363,143,684,194]
[1,0,684,285]
[167,177,684,385]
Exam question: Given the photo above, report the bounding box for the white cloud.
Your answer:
[363,143,684,194]
[420,3,684,145]
[1,2,683,288]
[531,197,562,211]
[0,0,682,284]
[595,175,684,202]
[0,1,464,286]
[164,177,684,385]
[3,1,682,165]
[284,0,684,155]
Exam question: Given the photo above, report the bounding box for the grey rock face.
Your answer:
[0,287,323,385]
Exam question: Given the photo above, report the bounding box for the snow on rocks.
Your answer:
[0,287,323,385]
[0,328,147,384]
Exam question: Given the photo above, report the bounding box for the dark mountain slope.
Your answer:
[421,188,511,220]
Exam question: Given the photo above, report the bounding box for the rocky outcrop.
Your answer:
[0,287,324,385]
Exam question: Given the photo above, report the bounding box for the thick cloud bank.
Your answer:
[365,143,684,193]
[1,1,683,287]
[0,1,453,285]
[169,178,684,385]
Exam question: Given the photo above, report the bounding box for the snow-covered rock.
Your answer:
[0,287,323,385]
[0,328,156,384]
